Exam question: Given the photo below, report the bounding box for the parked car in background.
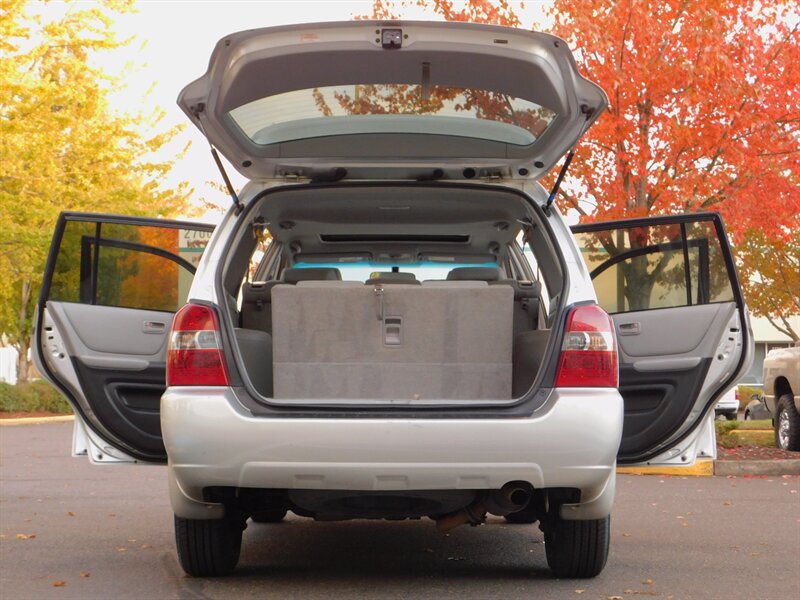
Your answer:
[762,343,800,450]
[32,21,753,579]
[714,388,739,420]
[743,397,771,421]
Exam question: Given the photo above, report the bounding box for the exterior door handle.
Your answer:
[618,322,640,336]
[142,320,167,334]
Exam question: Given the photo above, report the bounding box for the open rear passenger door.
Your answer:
[571,213,753,465]
[33,213,215,464]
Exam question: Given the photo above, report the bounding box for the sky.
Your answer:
[31,0,554,222]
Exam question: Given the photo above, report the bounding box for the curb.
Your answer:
[714,459,800,476]
[0,415,74,427]
[617,457,800,477]
[617,459,715,477]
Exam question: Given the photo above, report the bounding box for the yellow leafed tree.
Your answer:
[0,0,193,382]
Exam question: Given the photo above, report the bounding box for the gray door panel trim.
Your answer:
[78,355,150,371]
[614,303,735,359]
[632,357,702,372]
[51,302,172,359]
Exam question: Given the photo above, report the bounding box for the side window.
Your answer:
[573,218,735,314]
[49,219,212,312]
[516,230,557,319]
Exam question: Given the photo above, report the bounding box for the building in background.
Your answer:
[0,347,19,385]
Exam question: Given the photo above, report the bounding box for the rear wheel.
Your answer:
[174,515,244,577]
[544,515,610,578]
[775,395,800,451]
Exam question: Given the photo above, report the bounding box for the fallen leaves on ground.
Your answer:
[717,443,800,461]
[80,572,90,578]
[15,533,35,540]
[52,581,66,587]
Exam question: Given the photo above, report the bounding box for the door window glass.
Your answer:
[49,220,212,312]
[573,218,734,314]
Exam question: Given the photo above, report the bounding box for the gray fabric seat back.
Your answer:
[446,266,503,281]
[444,267,541,333]
[241,267,343,333]
[271,283,513,400]
[241,281,282,332]
[493,279,542,333]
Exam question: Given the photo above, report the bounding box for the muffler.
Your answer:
[435,482,532,532]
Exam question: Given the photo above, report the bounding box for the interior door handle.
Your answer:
[142,320,166,334]
[618,322,640,335]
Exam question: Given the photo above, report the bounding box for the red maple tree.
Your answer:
[361,0,799,337]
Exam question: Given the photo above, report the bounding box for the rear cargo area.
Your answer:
[225,183,561,405]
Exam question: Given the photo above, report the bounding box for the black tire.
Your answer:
[775,395,800,451]
[544,515,610,578]
[251,508,288,523]
[725,411,738,421]
[174,515,244,577]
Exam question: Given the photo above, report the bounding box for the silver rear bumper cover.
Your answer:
[162,387,623,521]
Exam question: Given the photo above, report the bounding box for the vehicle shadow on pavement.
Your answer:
[235,516,551,580]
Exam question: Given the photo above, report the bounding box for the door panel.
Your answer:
[572,213,752,464]
[34,213,215,463]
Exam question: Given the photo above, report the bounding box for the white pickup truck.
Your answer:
[763,343,800,450]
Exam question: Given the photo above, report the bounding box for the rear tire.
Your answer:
[174,515,244,577]
[775,395,800,451]
[251,508,288,523]
[724,411,737,421]
[544,515,610,578]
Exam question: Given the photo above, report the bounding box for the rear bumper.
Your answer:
[161,387,623,520]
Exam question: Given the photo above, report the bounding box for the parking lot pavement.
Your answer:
[2,422,799,600]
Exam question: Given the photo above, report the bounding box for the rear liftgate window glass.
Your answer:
[49,221,210,312]
[292,261,498,281]
[229,85,557,147]
[573,220,734,314]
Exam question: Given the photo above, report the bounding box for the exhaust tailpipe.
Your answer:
[435,482,532,532]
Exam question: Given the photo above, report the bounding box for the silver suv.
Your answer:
[34,21,752,579]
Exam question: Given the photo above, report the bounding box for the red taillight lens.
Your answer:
[554,304,618,388]
[167,304,229,386]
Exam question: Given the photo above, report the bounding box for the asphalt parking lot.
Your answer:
[1,422,798,600]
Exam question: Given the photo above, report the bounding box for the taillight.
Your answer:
[167,303,229,386]
[554,304,618,388]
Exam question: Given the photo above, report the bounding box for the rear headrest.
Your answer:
[282,267,342,284]
[366,272,420,285]
[446,267,503,282]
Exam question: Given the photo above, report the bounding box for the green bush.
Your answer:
[715,419,740,437]
[0,381,72,414]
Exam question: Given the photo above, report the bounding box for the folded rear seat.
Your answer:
[271,283,513,401]
[446,267,540,332]
[241,267,342,333]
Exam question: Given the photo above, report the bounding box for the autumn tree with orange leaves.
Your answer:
[366,0,799,339]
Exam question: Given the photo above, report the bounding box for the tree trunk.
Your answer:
[16,337,31,384]
[15,279,32,384]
